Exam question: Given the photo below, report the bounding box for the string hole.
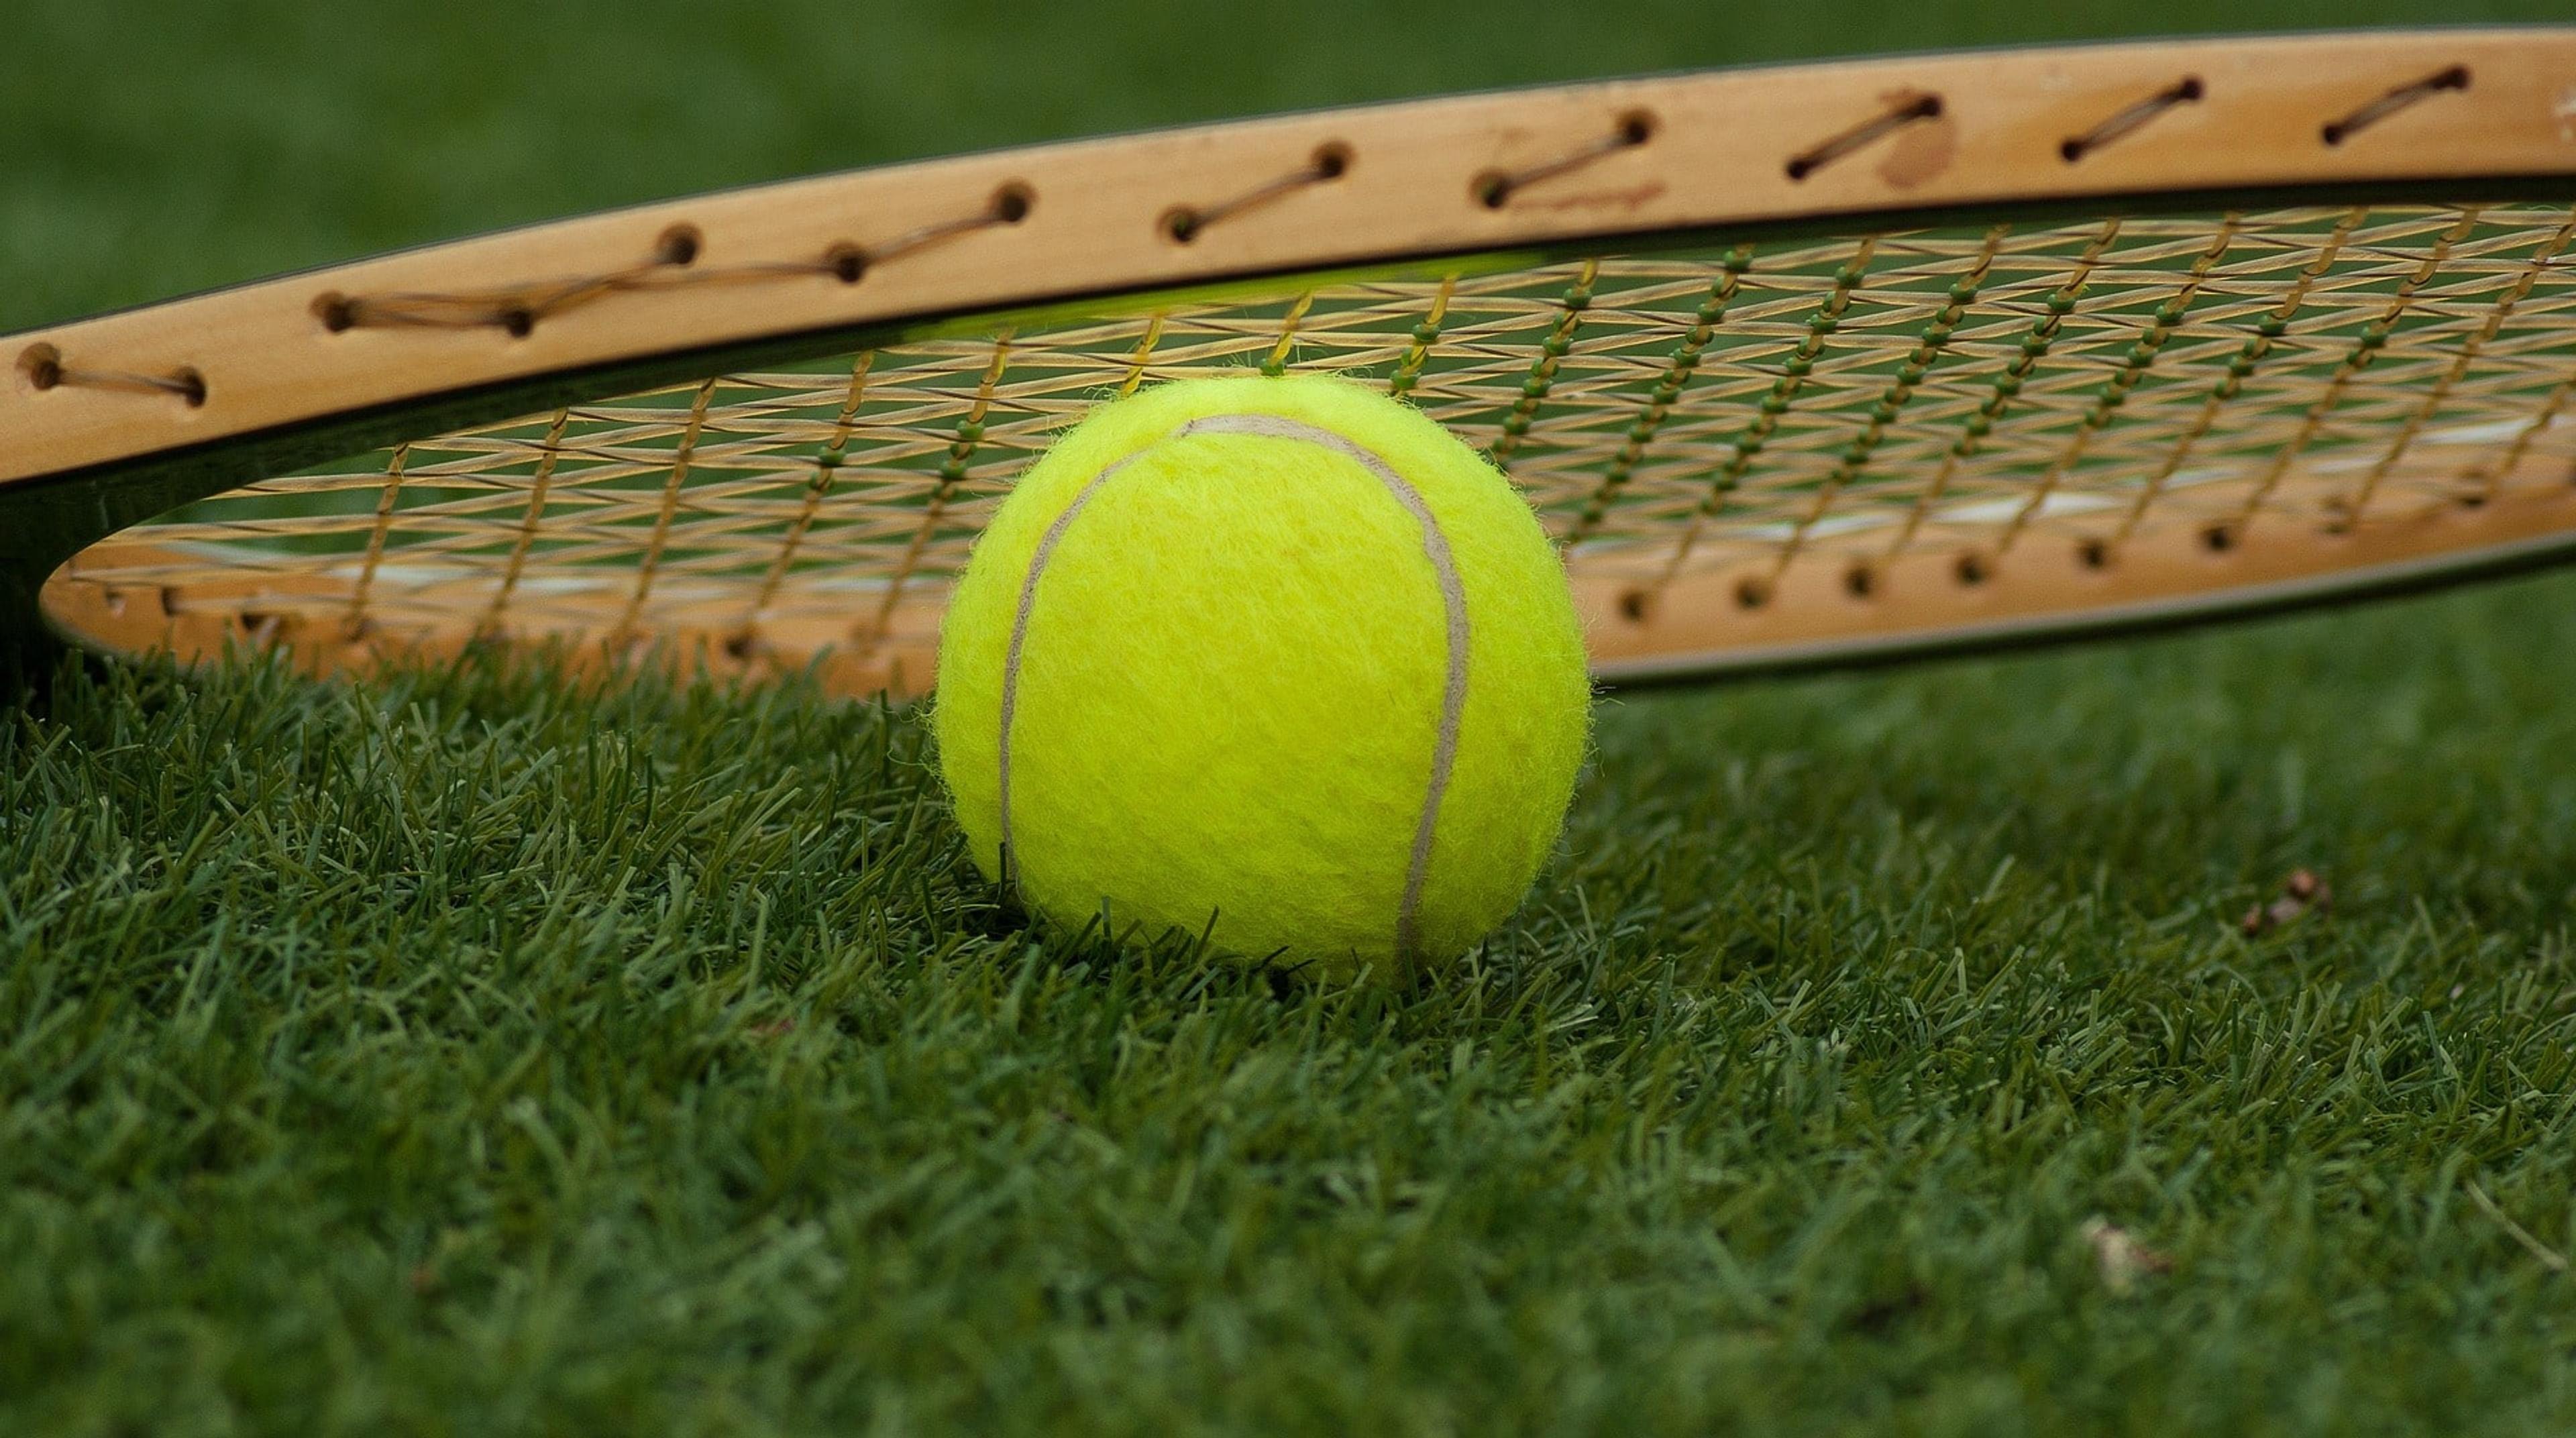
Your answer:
[1844,565,1876,598]
[173,368,207,407]
[500,309,535,339]
[722,630,756,661]
[1734,577,1770,610]
[2202,525,2236,552]
[103,589,126,616]
[1617,589,1651,622]
[1162,207,1203,244]
[2322,66,2467,146]
[656,225,702,266]
[1312,142,1352,178]
[2457,491,2487,510]
[1786,93,1941,182]
[2061,72,2207,163]
[826,244,867,284]
[1472,172,1511,209]
[2077,539,2109,569]
[1954,553,1988,586]
[1615,110,1657,146]
[19,343,62,390]
[313,294,356,332]
[991,184,1034,223]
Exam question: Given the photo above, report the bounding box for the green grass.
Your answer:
[9,1,2576,1433]
[11,586,2576,1434]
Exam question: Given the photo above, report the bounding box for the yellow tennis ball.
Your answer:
[934,373,1589,977]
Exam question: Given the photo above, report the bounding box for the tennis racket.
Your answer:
[7,30,2574,696]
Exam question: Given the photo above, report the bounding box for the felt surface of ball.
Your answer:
[934,374,1589,976]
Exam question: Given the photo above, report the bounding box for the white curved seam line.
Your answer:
[1179,412,1469,961]
[997,453,1138,885]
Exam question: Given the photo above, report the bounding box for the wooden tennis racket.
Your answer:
[7,30,2575,696]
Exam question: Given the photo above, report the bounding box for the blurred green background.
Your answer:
[6,0,2569,331]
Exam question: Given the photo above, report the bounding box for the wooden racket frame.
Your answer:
[7,29,2576,690]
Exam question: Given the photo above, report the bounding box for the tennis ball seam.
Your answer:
[993,410,1470,960]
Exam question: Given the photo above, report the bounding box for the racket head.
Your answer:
[7,30,2575,695]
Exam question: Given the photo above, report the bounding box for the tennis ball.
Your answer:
[934,373,1588,977]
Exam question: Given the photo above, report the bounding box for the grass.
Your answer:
[8,0,2576,1433]
[9,585,2576,1435]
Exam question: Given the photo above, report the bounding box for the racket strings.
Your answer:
[54,202,2576,669]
